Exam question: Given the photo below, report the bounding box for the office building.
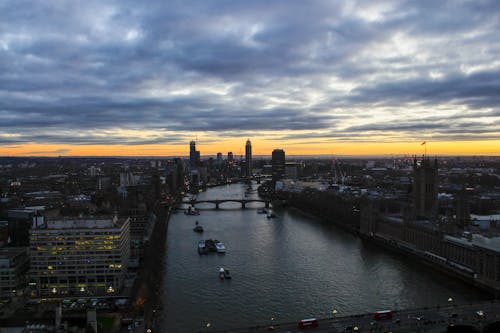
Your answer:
[272,149,286,181]
[29,216,130,297]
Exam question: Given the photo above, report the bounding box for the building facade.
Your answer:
[0,247,29,298]
[413,157,438,219]
[29,216,130,298]
[272,149,286,182]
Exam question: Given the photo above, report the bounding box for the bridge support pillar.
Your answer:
[265,201,270,208]
[215,202,219,210]
[242,202,246,209]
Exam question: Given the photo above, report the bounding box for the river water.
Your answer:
[159,182,489,332]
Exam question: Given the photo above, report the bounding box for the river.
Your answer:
[158,182,489,332]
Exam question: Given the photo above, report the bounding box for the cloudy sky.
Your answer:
[1,0,499,156]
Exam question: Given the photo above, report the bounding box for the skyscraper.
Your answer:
[272,149,286,181]
[216,152,223,169]
[189,140,200,169]
[189,141,196,168]
[245,139,252,177]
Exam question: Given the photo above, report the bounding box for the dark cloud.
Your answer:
[21,149,72,155]
[0,0,499,147]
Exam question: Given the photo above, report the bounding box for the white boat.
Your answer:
[198,240,206,254]
[215,241,226,253]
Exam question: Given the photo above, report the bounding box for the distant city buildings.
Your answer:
[28,215,130,297]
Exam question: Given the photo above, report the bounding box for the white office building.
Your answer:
[29,216,130,298]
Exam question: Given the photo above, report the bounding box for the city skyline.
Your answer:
[1,1,500,157]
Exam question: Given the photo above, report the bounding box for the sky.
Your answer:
[1,0,499,157]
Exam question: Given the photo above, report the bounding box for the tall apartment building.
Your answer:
[189,140,200,169]
[245,139,252,177]
[29,216,130,297]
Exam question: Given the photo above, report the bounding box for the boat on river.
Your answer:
[215,241,226,253]
[223,268,232,279]
[198,240,206,254]
[193,225,203,233]
[198,239,225,254]
[184,207,200,215]
[219,267,225,280]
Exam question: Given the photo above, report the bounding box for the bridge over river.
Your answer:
[181,198,271,209]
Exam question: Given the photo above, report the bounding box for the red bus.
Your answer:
[298,318,319,329]
[373,310,393,321]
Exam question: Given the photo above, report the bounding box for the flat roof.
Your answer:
[38,216,127,230]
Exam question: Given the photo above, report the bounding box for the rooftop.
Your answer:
[38,216,126,230]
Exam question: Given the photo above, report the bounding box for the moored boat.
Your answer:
[223,268,232,279]
[193,225,203,233]
[184,209,200,216]
[198,240,206,254]
[215,241,226,253]
[219,267,225,280]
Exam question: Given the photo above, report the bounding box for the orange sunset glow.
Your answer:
[2,140,499,157]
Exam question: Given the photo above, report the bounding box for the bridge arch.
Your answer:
[181,199,270,210]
